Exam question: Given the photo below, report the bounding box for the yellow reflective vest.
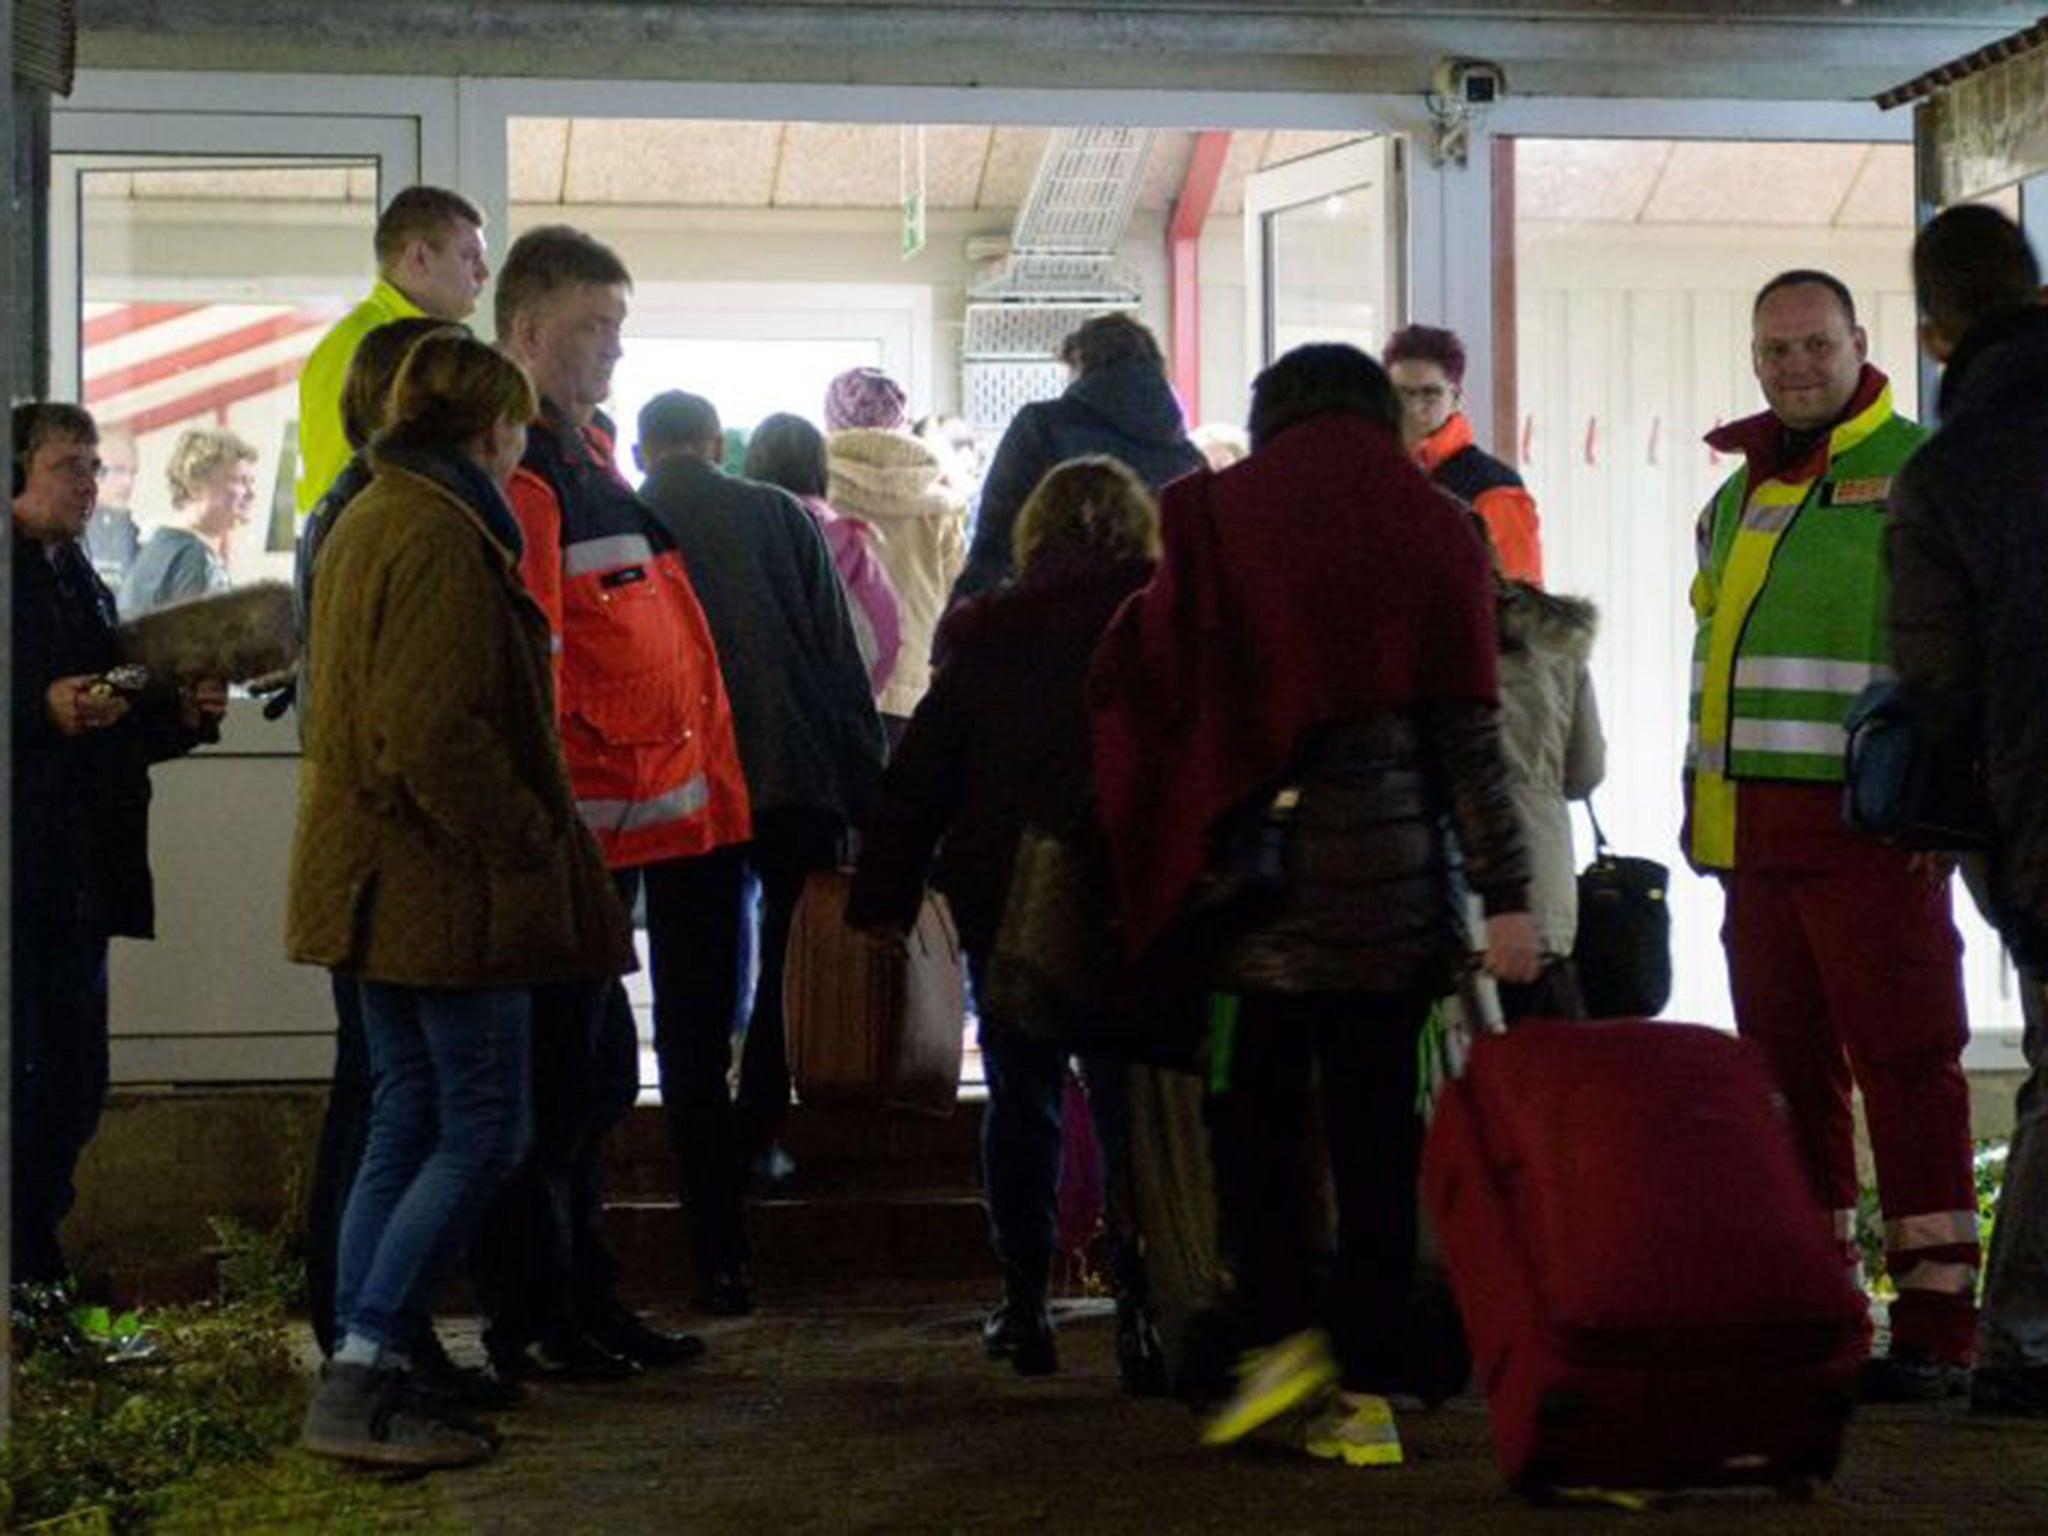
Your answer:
[1686,384,1928,871]
[293,279,427,514]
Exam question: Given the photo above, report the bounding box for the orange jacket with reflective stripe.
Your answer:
[508,407,751,869]
[1415,412,1544,585]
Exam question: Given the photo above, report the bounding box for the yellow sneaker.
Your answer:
[1304,1391,1404,1467]
[1199,1329,1338,1447]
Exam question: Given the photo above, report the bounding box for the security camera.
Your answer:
[1433,57,1507,108]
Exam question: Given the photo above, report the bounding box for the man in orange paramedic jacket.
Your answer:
[487,225,756,1364]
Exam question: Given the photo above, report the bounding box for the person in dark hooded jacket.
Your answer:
[1889,203,2048,1418]
[850,456,1161,1386]
[951,313,1202,605]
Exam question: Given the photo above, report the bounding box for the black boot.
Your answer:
[982,1270,1055,1377]
[1114,1295,1170,1397]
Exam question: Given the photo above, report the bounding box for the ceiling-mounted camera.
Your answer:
[1434,57,1507,108]
[1426,57,1506,167]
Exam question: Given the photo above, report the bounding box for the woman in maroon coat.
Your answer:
[849,457,1160,1385]
[1091,344,1540,1467]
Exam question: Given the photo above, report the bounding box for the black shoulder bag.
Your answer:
[1842,679,1991,852]
[1571,799,1672,1019]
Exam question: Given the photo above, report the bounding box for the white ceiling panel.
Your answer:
[1515,138,1672,224]
[564,119,782,205]
[1641,140,1872,226]
[977,127,1053,210]
[509,117,570,204]
[1835,143,1914,228]
[771,122,989,209]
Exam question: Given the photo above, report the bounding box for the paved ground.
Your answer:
[276,1284,2048,1535]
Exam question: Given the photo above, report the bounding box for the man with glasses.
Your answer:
[1385,324,1544,583]
[10,402,227,1288]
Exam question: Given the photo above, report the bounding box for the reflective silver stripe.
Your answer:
[1690,742,1727,774]
[1742,499,1803,533]
[1691,660,1706,694]
[1885,1210,1979,1251]
[1734,658,1891,694]
[575,773,711,837]
[1728,718,1845,757]
[1890,1259,1978,1296]
[565,533,654,577]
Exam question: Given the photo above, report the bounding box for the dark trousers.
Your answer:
[733,808,842,1160]
[470,978,620,1349]
[306,974,369,1353]
[10,921,111,1287]
[639,848,751,1287]
[970,952,1142,1299]
[1206,990,1428,1393]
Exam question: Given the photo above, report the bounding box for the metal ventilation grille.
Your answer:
[960,300,1136,433]
[1011,128,1154,253]
[963,303,1123,360]
[962,128,1154,434]
[13,0,79,95]
[964,363,1070,432]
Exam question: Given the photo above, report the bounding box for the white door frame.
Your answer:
[1242,135,1404,376]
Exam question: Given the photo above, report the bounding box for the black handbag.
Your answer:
[1842,680,1991,851]
[1571,799,1672,1019]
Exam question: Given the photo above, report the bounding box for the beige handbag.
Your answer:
[784,869,963,1117]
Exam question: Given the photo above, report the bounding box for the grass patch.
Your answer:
[3,1212,456,1532]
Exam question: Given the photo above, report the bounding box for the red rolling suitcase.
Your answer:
[1421,1018,1868,1497]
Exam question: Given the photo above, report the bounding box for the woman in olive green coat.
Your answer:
[290,330,631,1472]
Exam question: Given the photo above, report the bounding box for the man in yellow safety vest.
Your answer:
[1688,269,1978,1402]
[293,185,490,513]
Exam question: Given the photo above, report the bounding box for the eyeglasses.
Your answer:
[42,453,106,483]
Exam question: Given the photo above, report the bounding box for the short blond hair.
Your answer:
[1011,456,1160,573]
[166,427,257,506]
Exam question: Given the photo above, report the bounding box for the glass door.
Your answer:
[47,111,416,1085]
[1243,136,1405,371]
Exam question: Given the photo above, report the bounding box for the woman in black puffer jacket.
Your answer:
[1091,343,1538,1468]
[849,456,1162,1388]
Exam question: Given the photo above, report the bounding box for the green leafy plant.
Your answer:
[202,1213,306,1315]
[1,1296,298,1532]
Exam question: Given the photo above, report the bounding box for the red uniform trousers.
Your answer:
[1722,824,1979,1363]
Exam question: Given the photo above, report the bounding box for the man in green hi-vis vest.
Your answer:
[293,186,491,514]
[1686,269,1978,1402]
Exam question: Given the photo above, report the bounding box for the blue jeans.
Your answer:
[337,983,533,1353]
[970,952,1142,1298]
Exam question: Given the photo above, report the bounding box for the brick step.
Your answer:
[605,1100,985,1199]
[606,1190,992,1298]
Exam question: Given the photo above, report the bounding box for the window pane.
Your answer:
[1265,186,1387,357]
[75,159,378,604]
